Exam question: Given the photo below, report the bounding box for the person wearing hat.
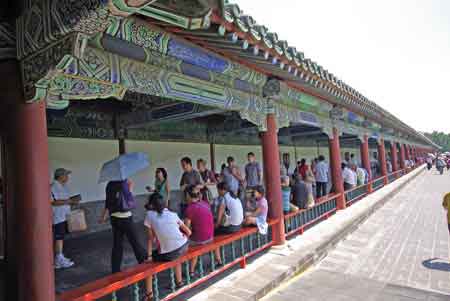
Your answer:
[51,168,79,269]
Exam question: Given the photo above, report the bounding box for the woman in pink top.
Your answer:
[184,185,214,277]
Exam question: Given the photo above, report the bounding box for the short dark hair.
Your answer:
[254,185,265,196]
[350,153,355,158]
[146,193,166,214]
[181,157,192,166]
[247,152,255,157]
[227,156,235,164]
[318,155,325,161]
[217,182,229,191]
[300,158,306,164]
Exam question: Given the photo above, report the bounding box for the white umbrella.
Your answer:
[98,152,150,183]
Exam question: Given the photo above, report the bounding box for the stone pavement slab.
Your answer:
[188,166,426,301]
[264,167,450,301]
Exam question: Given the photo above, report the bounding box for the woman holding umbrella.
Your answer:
[98,152,151,273]
[99,179,148,273]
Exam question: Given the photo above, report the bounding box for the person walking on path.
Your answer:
[443,193,450,236]
[99,179,148,274]
[51,168,80,269]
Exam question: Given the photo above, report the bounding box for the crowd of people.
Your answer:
[50,149,410,297]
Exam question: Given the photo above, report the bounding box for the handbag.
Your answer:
[67,209,87,233]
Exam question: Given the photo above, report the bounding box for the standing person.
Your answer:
[297,159,309,180]
[245,152,262,189]
[342,163,357,191]
[197,159,216,184]
[356,165,367,186]
[180,157,204,215]
[349,153,357,166]
[222,156,243,196]
[443,193,450,236]
[146,168,170,205]
[183,185,214,277]
[292,175,309,209]
[99,179,147,274]
[315,155,329,198]
[197,158,216,202]
[51,168,79,269]
[386,159,393,174]
[343,152,350,165]
[180,157,203,191]
[145,193,191,297]
[304,167,316,208]
[371,152,380,178]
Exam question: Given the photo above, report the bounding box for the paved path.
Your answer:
[265,169,450,300]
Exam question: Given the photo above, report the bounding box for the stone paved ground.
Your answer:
[265,169,450,300]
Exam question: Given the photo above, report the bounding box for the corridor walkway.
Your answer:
[265,169,450,300]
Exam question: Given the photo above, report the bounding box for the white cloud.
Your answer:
[234,0,450,133]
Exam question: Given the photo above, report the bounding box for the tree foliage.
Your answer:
[424,131,450,152]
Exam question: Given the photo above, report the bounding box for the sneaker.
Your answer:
[55,257,74,269]
[61,255,74,265]
[55,259,74,269]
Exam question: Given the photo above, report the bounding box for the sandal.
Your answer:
[176,281,185,289]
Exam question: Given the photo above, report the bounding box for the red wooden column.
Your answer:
[14,102,55,301]
[329,127,345,209]
[378,139,388,184]
[360,134,372,192]
[405,145,410,161]
[391,142,398,173]
[261,114,285,245]
[399,144,406,169]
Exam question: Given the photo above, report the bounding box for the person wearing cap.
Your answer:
[51,168,79,269]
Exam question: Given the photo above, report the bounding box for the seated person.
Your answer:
[144,193,192,297]
[281,176,299,214]
[184,185,214,277]
[244,185,268,228]
[215,182,244,234]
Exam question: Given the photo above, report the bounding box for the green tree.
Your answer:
[424,131,450,152]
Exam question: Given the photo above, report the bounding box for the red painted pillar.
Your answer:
[391,142,398,173]
[405,145,410,161]
[329,128,345,209]
[378,139,388,184]
[399,144,406,170]
[261,114,285,245]
[14,102,55,301]
[360,134,372,191]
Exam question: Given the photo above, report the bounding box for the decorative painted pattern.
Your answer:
[0,21,16,60]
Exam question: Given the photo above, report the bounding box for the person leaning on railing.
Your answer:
[144,193,192,299]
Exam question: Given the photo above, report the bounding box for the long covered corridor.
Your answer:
[265,169,450,300]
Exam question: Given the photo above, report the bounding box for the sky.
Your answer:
[234,0,450,133]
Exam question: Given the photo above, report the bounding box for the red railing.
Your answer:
[57,165,421,301]
[57,221,276,301]
[284,193,340,238]
[344,183,370,206]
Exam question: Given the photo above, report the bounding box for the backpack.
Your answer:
[106,181,136,213]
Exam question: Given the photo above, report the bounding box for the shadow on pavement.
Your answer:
[422,258,450,272]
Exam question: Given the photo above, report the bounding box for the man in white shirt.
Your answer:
[342,163,357,191]
[356,166,367,186]
[315,155,329,198]
[51,168,79,269]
